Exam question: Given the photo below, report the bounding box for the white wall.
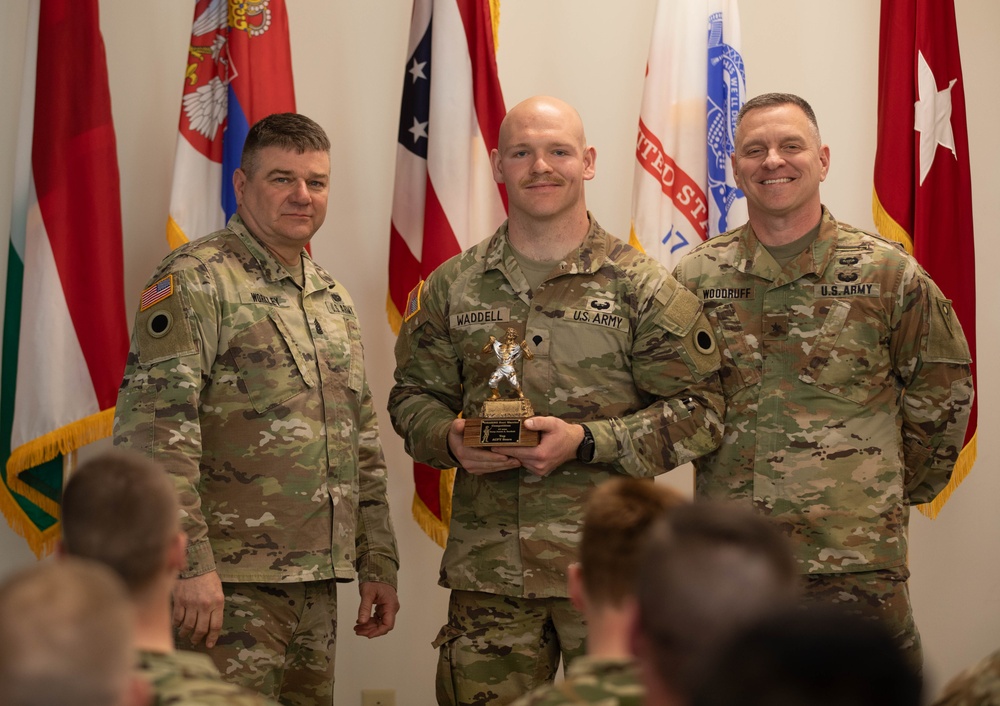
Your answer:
[1,1,998,703]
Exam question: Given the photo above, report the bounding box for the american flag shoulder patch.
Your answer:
[140,274,174,311]
[403,279,424,322]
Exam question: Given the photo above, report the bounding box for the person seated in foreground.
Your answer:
[511,478,686,705]
[630,501,799,706]
[60,450,279,705]
[0,557,150,706]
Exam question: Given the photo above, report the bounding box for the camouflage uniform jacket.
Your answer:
[674,207,974,574]
[137,649,280,705]
[114,215,398,586]
[390,216,724,597]
[932,647,1000,706]
[508,656,643,706]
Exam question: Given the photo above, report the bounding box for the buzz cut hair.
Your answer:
[579,478,687,607]
[61,450,180,596]
[240,112,331,178]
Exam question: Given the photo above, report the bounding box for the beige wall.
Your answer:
[1,1,998,702]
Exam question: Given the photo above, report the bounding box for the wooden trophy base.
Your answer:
[464,397,539,447]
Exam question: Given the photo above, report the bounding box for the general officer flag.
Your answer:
[387,0,507,547]
[1,0,129,556]
[873,0,976,518]
[166,0,296,249]
[630,0,746,270]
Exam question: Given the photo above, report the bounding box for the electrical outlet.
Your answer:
[361,689,396,706]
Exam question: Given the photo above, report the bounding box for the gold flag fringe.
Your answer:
[6,408,114,519]
[871,190,914,254]
[917,432,977,520]
[411,467,455,549]
[488,0,501,51]
[387,291,403,336]
[0,477,61,559]
[872,189,976,520]
[166,214,190,250]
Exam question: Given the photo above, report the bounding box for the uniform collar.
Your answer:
[227,214,333,294]
[481,212,611,278]
[733,205,841,285]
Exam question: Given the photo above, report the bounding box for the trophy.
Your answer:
[464,327,540,447]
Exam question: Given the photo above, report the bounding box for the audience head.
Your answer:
[0,558,144,706]
[61,449,184,597]
[573,477,686,611]
[632,501,798,705]
[692,603,922,706]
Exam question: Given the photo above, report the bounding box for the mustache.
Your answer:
[520,177,566,188]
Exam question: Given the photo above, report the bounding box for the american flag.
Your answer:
[140,275,174,311]
[387,0,507,546]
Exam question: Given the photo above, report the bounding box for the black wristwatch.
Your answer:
[576,425,595,463]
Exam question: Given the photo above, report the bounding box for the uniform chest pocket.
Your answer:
[799,300,889,405]
[709,303,761,398]
[229,313,310,414]
[550,309,631,376]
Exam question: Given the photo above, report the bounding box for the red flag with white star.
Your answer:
[873,0,976,518]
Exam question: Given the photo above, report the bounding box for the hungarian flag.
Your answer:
[630,0,747,270]
[873,0,976,519]
[1,0,129,556]
[167,0,295,249]
[387,0,507,546]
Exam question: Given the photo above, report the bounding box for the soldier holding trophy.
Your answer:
[389,96,725,706]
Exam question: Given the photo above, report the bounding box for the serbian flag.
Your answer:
[873,0,976,519]
[387,0,507,546]
[1,0,129,556]
[166,0,295,249]
[630,0,746,270]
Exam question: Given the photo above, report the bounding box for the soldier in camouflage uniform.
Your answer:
[389,96,724,706]
[61,450,280,706]
[673,93,974,669]
[932,648,1000,706]
[509,478,686,706]
[114,113,399,706]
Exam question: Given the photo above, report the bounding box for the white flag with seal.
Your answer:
[630,0,747,270]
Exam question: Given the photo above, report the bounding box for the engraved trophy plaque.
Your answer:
[464,327,539,447]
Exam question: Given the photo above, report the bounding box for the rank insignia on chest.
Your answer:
[140,275,174,311]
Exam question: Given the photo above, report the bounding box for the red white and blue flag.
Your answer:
[873,0,977,518]
[167,0,296,248]
[2,0,129,556]
[387,0,507,546]
[630,0,746,270]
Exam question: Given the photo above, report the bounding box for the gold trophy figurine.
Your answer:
[464,327,540,447]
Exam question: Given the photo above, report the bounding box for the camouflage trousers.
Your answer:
[434,591,588,706]
[800,565,922,674]
[178,580,337,706]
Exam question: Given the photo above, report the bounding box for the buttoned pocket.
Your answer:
[229,314,309,414]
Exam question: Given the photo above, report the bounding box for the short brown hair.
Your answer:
[736,92,821,144]
[0,558,134,706]
[636,501,798,698]
[240,112,331,177]
[579,478,686,607]
[61,450,179,595]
